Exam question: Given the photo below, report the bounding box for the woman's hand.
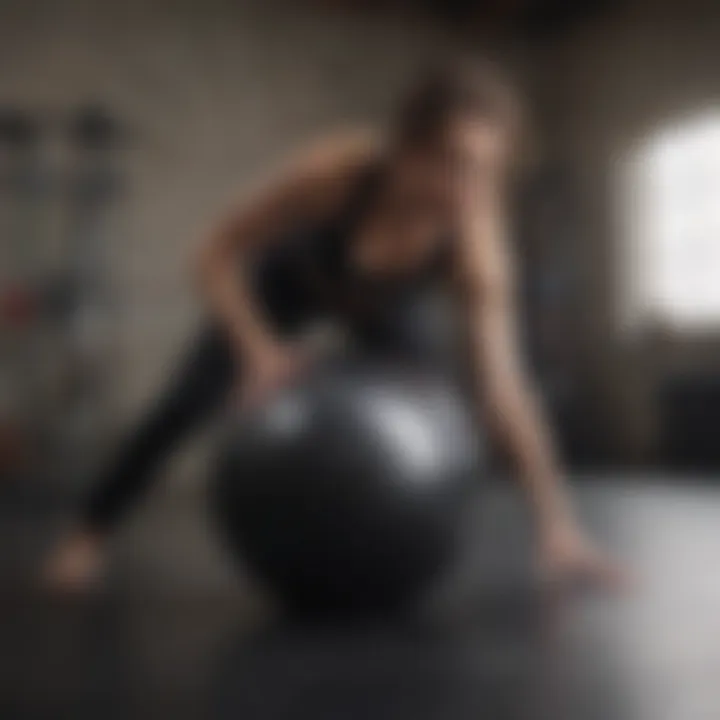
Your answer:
[236,339,315,409]
[536,520,627,591]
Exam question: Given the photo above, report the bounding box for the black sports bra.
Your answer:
[254,160,454,323]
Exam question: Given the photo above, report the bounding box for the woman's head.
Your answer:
[396,58,522,157]
[381,57,526,229]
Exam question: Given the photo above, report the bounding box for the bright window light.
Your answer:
[620,111,720,332]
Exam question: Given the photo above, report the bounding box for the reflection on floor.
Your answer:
[2,476,720,720]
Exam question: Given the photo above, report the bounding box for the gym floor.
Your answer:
[3,476,720,720]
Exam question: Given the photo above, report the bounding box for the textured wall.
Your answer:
[0,0,454,414]
[534,2,720,460]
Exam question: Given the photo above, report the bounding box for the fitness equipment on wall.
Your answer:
[51,105,126,474]
[0,103,128,485]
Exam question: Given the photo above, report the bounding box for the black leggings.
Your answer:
[82,290,452,531]
[83,325,236,530]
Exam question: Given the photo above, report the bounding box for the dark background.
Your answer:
[4,0,719,491]
[2,1,720,718]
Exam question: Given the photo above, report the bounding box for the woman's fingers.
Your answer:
[234,344,315,410]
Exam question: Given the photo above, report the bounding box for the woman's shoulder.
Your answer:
[214,128,384,243]
[272,126,385,220]
[280,126,384,203]
[294,126,384,173]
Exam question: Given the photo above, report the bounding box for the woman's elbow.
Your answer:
[191,230,233,285]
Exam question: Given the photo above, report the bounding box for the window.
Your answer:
[621,111,720,332]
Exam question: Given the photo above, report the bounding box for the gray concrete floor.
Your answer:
[2,476,720,720]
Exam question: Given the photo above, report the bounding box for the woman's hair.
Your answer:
[394,57,528,168]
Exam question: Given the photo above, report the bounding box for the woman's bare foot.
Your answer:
[41,529,106,594]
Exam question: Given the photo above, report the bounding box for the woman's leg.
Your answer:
[42,324,236,591]
[82,324,236,532]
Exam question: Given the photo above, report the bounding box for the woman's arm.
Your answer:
[454,204,621,586]
[193,130,378,367]
[455,211,570,530]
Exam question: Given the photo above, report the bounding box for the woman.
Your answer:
[45,58,620,591]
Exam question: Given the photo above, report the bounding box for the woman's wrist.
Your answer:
[234,329,283,368]
[528,475,579,539]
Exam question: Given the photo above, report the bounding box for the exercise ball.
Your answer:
[212,359,482,615]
